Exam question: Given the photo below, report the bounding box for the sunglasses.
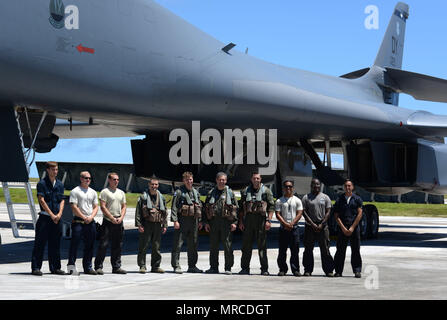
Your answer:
[81,177,91,180]
[284,185,293,189]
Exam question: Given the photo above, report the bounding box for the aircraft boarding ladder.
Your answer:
[1,182,37,238]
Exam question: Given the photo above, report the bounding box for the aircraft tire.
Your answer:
[365,204,379,239]
[359,210,368,239]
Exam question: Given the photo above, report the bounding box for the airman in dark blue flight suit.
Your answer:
[31,161,66,276]
[333,179,363,278]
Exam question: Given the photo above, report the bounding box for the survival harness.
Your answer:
[243,184,268,216]
[205,186,237,221]
[177,186,202,218]
[141,190,167,223]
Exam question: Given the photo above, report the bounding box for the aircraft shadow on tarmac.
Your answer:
[1,222,447,265]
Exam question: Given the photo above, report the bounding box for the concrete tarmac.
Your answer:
[0,205,446,300]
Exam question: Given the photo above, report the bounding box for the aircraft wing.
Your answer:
[51,111,190,139]
[386,68,447,103]
[53,123,139,139]
[340,68,371,79]
[341,67,447,102]
[405,111,447,136]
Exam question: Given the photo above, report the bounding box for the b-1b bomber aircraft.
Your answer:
[1,1,447,239]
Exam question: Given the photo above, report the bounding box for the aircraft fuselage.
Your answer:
[0,0,422,142]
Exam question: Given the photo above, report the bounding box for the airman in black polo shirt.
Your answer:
[333,179,363,278]
[31,161,66,276]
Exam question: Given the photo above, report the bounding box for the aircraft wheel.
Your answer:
[359,211,368,239]
[328,207,338,236]
[365,205,379,239]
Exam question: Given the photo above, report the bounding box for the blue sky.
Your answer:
[30,0,447,177]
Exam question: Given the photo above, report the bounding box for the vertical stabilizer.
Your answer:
[374,2,409,69]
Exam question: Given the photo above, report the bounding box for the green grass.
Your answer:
[0,188,171,209]
[0,188,39,204]
[1,188,446,217]
[364,201,447,218]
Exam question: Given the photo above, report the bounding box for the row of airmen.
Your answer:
[31,162,363,278]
